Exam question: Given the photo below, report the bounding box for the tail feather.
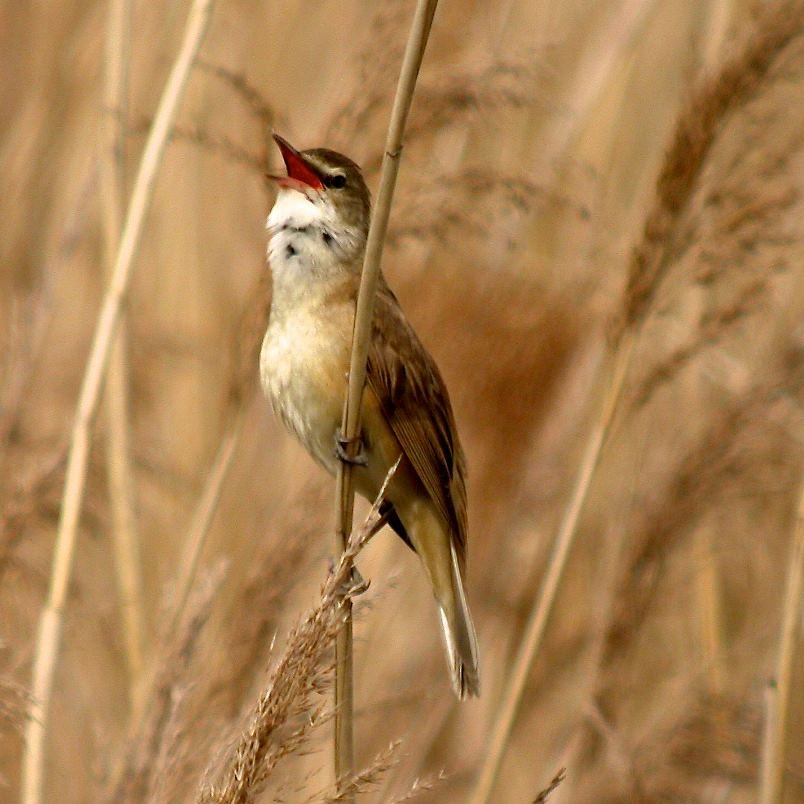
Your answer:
[437,544,480,699]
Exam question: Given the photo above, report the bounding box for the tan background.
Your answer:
[1,0,802,801]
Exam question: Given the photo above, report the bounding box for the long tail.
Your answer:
[437,543,480,699]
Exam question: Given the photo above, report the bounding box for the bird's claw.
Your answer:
[335,430,368,466]
[346,565,370,595]
[328,558,370,596]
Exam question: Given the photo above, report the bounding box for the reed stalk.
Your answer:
[101,0,145,699]
[21,3,215,801]
[758,480,804,804]
[332,0,438,795]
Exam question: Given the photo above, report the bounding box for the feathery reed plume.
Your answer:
[109,485,313,802]
[471,4,804,801]
[21,3,216,801]
[131,61,279,181]
[631,278,769,409]
[333,0,438,793]
[388,770,448,803]
[311,742,401,804]
[101,0,145,697]
[758,479,803,803]
[200,462,399,803]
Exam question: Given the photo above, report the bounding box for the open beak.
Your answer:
[268,133,324,191]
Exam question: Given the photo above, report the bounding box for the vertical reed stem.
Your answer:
[102,0,146,698]
[758,480,804,804]
[21,3,215,801]
[332,0,438,794]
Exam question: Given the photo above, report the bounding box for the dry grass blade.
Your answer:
[101,0,145,698]
[471,4,804,801]
[332,0,438,793]
[758,478,804,803]
[200,462,400,804]
[21,2,216,802]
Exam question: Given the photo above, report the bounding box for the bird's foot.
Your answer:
[335,430,368,466]
[328,557,370,596]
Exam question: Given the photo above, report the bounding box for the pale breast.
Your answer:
[260,307,351,473]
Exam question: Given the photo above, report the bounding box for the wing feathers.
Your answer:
[367,280,468,568]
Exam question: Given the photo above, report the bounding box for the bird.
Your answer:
[260,133,479,699]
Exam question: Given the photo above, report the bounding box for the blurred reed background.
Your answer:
[1,0,803,801]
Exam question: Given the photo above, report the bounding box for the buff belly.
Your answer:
[260,312,350,474]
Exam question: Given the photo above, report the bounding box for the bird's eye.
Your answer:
[328,174,347,189]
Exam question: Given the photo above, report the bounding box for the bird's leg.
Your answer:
[335,429,368,466]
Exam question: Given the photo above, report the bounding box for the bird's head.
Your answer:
[268,134,371,263]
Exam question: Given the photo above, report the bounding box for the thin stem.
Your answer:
[758,480,804,804]
[102,0,146,698]
[21,3,215,802]
[332,0,439,794]
[169,412,244,641]
[470,334,634,804]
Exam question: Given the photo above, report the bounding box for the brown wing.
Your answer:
[367,279,468,568]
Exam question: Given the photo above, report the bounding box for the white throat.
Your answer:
[267,187,363,272]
